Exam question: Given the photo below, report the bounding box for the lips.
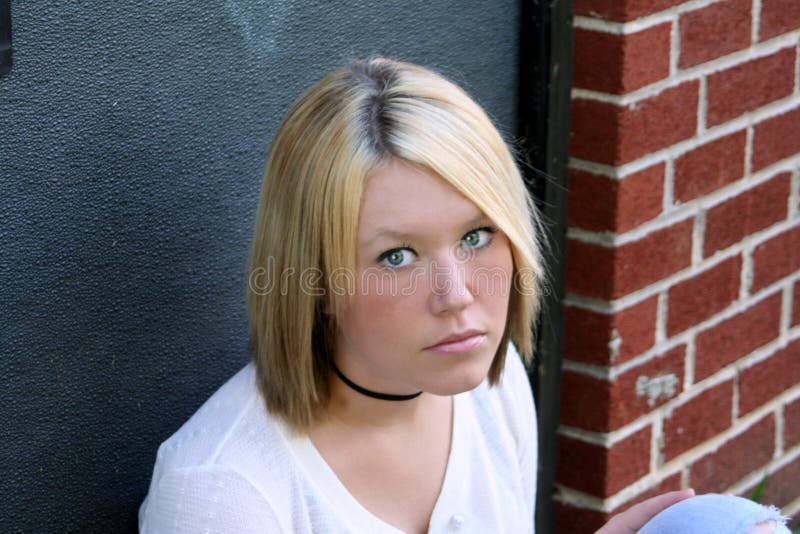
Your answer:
[425,330,486,354]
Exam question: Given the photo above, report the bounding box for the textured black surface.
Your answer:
[0,1,520,531]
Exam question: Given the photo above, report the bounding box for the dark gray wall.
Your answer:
[1,1,520,531]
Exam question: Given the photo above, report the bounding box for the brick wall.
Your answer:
[558,0,800,531]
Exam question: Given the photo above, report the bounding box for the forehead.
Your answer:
[358,159,485,245]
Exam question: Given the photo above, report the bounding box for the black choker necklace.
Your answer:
[331,364,423,401]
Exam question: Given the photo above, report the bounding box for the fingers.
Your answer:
[595,489,696,534]
[750,520,777,534]
[626,489,696,526]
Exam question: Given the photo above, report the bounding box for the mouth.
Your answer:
[425,330,486,354]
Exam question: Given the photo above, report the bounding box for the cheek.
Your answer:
[472,240,514,306]
[339,272,423,340]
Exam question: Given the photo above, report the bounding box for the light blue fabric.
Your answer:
[638,494,791,534]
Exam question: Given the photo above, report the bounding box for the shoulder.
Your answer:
[466,342,537,474]
[139,464,284,533]
[152,363,265,469]
[472,341,536,420]
[499,342,536,415]
[459,341,538,529]
[139,363,294,532]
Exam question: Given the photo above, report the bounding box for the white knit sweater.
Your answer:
[139,343,537,533]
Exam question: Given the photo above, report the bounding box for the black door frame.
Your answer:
[0,0,12,75]
[517,0,574,532]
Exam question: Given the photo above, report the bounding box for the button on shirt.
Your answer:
[448,514,465,531]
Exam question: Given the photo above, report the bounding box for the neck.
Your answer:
[331,363,423,401]
[324,369,444,430]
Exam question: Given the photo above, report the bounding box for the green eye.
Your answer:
[464,231,481,247]
[378,248,415,268]
[462,227,495,249]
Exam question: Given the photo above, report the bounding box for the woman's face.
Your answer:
[332,159,514,396]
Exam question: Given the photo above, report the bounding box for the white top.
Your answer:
[139,343,537,533]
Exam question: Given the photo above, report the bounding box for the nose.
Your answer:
[428,254,475,315]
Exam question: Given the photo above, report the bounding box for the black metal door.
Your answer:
[0,2,537,532]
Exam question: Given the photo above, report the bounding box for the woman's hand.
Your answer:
[595,489,696,534]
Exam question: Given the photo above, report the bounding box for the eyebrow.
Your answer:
[362,212,492,248]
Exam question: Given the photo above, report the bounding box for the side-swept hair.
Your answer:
[247,58,545,432]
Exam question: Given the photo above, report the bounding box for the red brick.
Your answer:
[785,396,800,449]
[566,239,615,299]
[555,473,682,533]
[752,226,800,291]
[570,82,699,166]
[567,220,693,300]
[695,293,782,381]
[559,370,611,431]
[570,99,619,165]
[667,256,742,336]
[561,347,686,432]
[794,281,800,327]
[663,379,734,460]
[614,165,665,232]
[573,24,671,93]
[707,48,797,127]
[604,428,653,493]
[574,0,685,22]
[555,502,607,534]
[704,173,792,257]
[690,415,775,493]
[610,297,660,363]
[679,0,752,69]
[610,346,686,428]
[610,473,683,515]
[557,426,652,496]
[614,219,694,297]
[753,107,800,171]
[761,455,800,509]
[564,306,614,365]
[568,164,664,233]
[568,169,618,232]
[564,296,658,366]
[760,0,800,40]
[673,130,747,203]
[740,339,800,415]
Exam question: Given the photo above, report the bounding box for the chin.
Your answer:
[424,357,493,396]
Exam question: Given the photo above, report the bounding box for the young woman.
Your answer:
[139,58,692,533]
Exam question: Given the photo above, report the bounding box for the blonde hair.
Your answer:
[247,58,545,432]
